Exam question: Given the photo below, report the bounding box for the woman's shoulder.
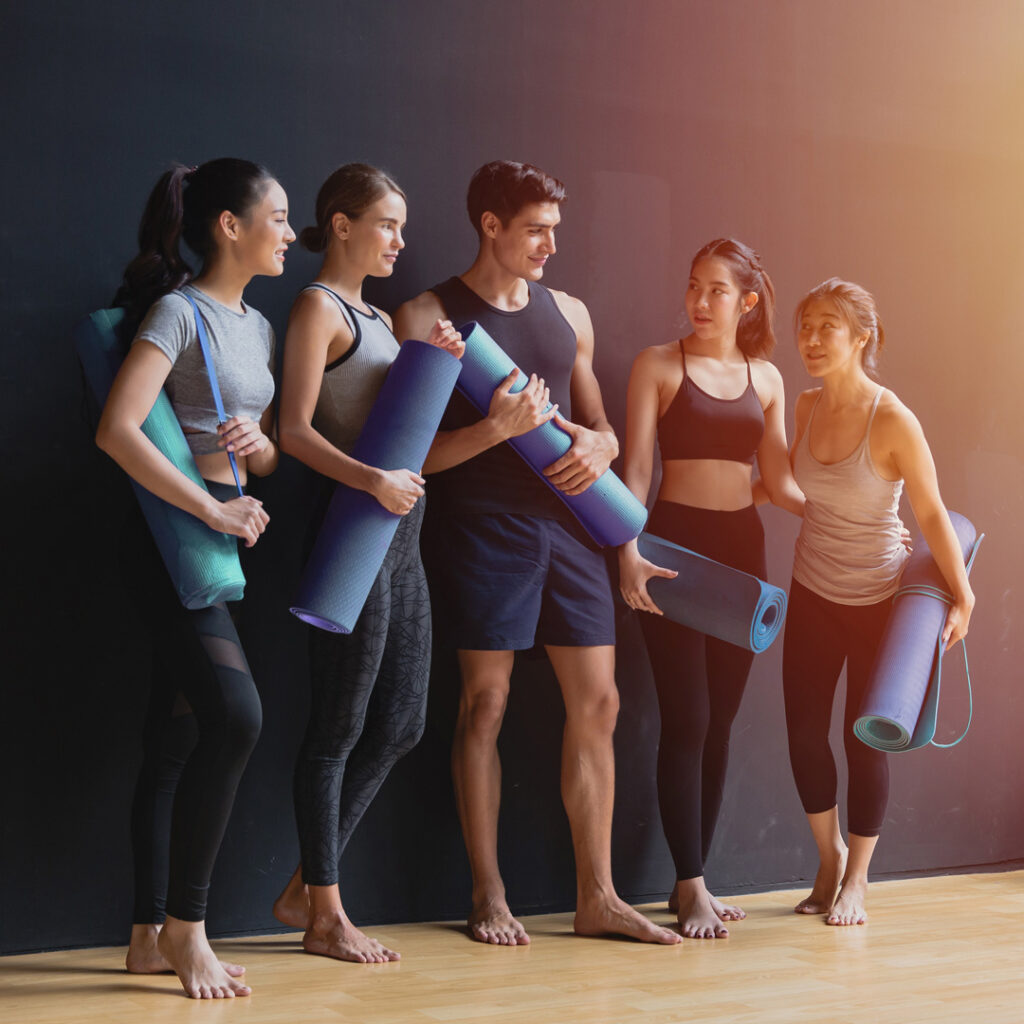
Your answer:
[633,339,681,369]
[873,387,921,439]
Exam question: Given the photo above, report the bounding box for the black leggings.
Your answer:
[782,579,891,837]
[639,500,766,882]
[294,499,431,887]
[130,480,262,923]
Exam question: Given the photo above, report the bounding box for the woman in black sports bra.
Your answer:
[618,238,803,938]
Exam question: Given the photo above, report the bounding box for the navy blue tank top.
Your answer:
[657,341,764,465]
[429,276,578,518]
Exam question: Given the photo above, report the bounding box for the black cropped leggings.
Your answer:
[782,580,891,837]
[294,500,431,887]
[130,480,262,923]
[639,501,766,882]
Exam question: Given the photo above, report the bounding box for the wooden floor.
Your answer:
[3,872,1023,1024]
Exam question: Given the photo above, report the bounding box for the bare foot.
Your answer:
[795,845,848,915]
[304,911,400,963]
[574,893,681,945]
[826,877,868,926]
[708,893,746,921]
[469,897,530,945]
[674,880,729,939]
[273,867,311,929]
[157,917,252,999]
[125,923,244,977]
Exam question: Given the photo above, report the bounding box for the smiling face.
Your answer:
[486,201,559,281]
[685,257,757,342]
[336,189,407,278]
[234,180,295,277]
[796,297,869,377]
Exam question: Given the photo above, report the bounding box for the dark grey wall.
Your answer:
[2,0,1021,954]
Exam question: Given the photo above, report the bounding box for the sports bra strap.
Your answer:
[303,282,358,336]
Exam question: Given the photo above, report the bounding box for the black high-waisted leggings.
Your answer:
[639,500,766,882]
[782,579,892,837]
[130,480,262,923]
[294,498,431,886]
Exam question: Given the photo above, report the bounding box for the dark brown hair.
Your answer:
[466,160,567,238]
[300,163,406,253]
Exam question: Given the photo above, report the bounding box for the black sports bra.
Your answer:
[657,340,765,465]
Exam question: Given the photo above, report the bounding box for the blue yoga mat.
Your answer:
[75,308,246,609]
[291,340,463,633]
[853,511,983,752]
[454,321,647,548]
[636,532,787,652]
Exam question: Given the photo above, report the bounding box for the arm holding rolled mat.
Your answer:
[542,290,619,495]
[395,291,559,474]
[96,339,269,547]
[617,346,678,615]
[875,395,975,648]
[279,287,461,515]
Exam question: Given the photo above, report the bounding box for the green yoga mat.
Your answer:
[74,307,246,609]
[637,532,787,652]
[853,511,982,752]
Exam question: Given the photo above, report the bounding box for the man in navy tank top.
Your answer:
[395,161,679,948]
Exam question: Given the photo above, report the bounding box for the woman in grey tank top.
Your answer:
[271,164,461,963]
[783,278,975,926]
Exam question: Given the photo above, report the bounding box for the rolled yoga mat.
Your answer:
[853,511,983,752]
[637,532,787,652]
[74,307,246,609]
[454,321,648,548]
[291,339,463,633]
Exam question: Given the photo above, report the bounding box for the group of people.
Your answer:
[95,158,975,999]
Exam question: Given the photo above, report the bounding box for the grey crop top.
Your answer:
[134,284,276,456]
[306,284,400,455]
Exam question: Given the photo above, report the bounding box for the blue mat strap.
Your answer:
[182,292,244,498]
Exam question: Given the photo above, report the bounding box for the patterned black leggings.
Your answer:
[294,500,431,886]
[130,481,262,924]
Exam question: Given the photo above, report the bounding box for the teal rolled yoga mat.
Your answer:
[637,532,787,652]
[853,511,982,752]
[74,307,245,609]
[291,340,463,633]
[454,322,647,548]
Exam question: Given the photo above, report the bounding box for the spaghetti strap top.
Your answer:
[792,388,909,605]
[657,341,765,465]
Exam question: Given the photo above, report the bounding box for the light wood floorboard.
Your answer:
[2,871,1023,1023]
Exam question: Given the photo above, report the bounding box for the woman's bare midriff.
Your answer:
[658,458,753,511]
[192,448,247,487]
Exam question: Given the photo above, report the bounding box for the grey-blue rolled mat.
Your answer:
[75,308,246,609]
[453,322,648,547]
[853,511,982,752]
[291,340,462,633]
[637,532,787,652]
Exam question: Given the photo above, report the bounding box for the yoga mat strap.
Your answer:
[181,292,244,498]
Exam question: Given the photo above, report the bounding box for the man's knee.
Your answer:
[459,685,509,737]
[566,682,620,733]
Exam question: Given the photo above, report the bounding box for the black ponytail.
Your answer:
[114,157,274,317]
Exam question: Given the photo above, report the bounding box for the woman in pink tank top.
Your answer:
[783,278,975,926]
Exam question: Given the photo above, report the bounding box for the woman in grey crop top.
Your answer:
[618,239,804,939]
[96,158,294,999]
[783,278,975,927]
[271,164,461,964]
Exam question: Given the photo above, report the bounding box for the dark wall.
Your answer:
[2,0,1022,954]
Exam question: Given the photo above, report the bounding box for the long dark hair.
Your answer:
[690,238,776,358]
[114,158,275,317]
[300,163,406,253]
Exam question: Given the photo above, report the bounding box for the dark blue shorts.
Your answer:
[436,513,616,651]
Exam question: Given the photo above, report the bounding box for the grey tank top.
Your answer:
[306,284,400,454]
[792,388,909,605]
[134,284,275,455]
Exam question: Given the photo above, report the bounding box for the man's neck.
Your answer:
[459,255,531,312]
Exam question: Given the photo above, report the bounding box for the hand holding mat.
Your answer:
[291,340,463,633]
[454,321,647,548]
[74,307,245,609]
[853,511,983,752]
[636,532,787,653]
